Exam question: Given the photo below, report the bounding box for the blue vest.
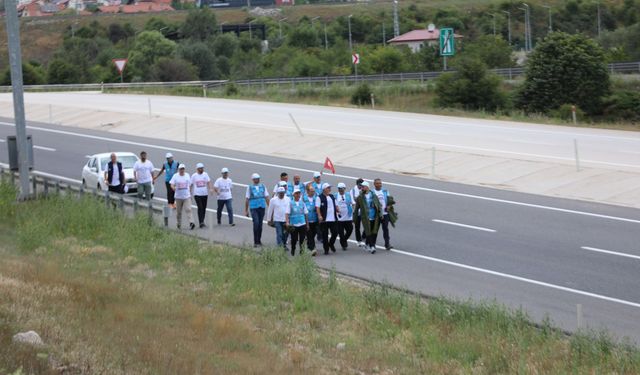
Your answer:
[334,192,353,217]
[248,184,267,209]
[164,160,178,182]
[286,182,294,198]
[365,191,376,220]
[289,199,306,226]
[303,194,318,223]
[312,181,322,197]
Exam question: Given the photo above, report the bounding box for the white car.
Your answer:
[82,152,154,197]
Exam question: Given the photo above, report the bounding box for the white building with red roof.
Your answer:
[388,24,463,53]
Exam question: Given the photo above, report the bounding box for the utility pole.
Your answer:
[392,0,400,37]
[542,5,552,33]
[348,14,353,52]
[521,3,532,51]
[4,0,30,199]
[248,19,256,39]
[311,16,320,48]
[324,22,328,50]
[278,18,287,39]
[489,13,496,36]
[597,2,601,37]
[502,10,512,44]
[382,21,386,45]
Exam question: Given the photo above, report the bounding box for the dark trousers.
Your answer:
[290,225,307,256]
[337,220,353,249]
[165,182,175,204]
[194,195,208,225]
[366,220,378,248]
[320,221,338,253]
[353,214,363,242]
[217,199,234,224]
[306,222,318,251]
[108,185,124,194]
[250,207,265,245]
[381,214,391,247]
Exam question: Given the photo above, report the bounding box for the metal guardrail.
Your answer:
[0,61,638,93]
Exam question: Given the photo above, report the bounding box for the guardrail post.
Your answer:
[202,84,207,98]
[325,76,328,88]
[133,199,139,213]
[105,190,110,208]
[400,72,404,83]
[43,178,49,197]
[148,200,153,221]
[31,176,37,199]
[101,81,104,93]
[55,181,60,195]
[420,72,424,84]
[163,204,170,227]
[261,78,265,91]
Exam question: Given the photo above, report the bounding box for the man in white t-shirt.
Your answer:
[133,151,154,200]
[267,186,291,248]
[373,178,393,250]
[190,162,212,229]
[170,164,195,230]
[316,183,339,255]
[214,167,234,226]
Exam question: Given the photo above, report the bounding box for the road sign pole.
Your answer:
[443,56,447,71]
[4,0,31,199]
[120,72,123,83]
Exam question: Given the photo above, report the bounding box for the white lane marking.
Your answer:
[14,166,640,309]
[581,246,640,261]
[432,219,497,233]
[33,145,56,152]
[389,247,640,309]
[0,139,5,142]
[2,121,640,225]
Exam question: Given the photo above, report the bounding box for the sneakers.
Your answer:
[310,249,317,257]
[199,223,207,229]
[189,223,196,230]
[330,245,337,253]
[230,223,236,227]
[385,245,393,251]
[369,246,377,254]
[357,241,364,248]
[177,224,181,230]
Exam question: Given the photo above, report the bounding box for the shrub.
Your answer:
[551,104,585,122]
[602,91,640,123]
[224,82,239,96]
[351,84,373,106]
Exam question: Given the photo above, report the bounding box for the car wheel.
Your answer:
[82,179,87,188]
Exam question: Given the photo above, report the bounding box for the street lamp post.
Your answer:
[248,19,256,39]
[488,13,496,36]
[521,3,532,51]
[348,14,353,52]
[542,5,552,33]
[324,22,328,50]
[502,10,511,44]
[278,18,287,39]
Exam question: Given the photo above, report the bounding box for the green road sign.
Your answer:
[439,28,455,56]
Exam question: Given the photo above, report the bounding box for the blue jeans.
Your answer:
[250,207,265,245]
[217,199,234,224]
[274,221,288,248]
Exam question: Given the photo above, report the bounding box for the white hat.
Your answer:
[361,181,370,188]
[196,162,204,169]
[276,187,286,193]
[178,163,186,169]
[221,167,229,173]
[293,187,301,193]
[165,152,173,158]
[313,172,322,178]
[322,183,331,190]
[251,173,260,179]
[278,181,287,186]
[337,182,346,189]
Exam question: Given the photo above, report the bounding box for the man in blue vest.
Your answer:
[373,178,393,250]
[273,172,294,198]
[286,187,311,256]
[245,173,270,248]
[311,172,323,197]
[335,182,354,250]
[103,153,125,194]
[302,184,319,255]
[316,183,339,255]
[293,175,305,193]
[154,152,179,208]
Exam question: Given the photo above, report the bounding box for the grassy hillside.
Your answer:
[1,182,640,374]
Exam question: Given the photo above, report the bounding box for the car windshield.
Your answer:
[100,155,138,170]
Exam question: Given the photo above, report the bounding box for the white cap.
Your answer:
[251,173,260,179]
[178,163,186,169]
[322,183,331,190]
[165,152,173,158]
[337,182,346,189]
[293,187,301,193]
[361,181,370,188]
[221,167,229,173]
[196,162,204,169]
[276,187,286,193]
[278,181,287,186]
[313,172,322,178]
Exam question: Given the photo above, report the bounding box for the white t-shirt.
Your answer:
[267,195,290,222]
[336,193,352,222]
[215,177,233,200]
[350,186,361,202]
[190,172,210,196]
[374,189,387,212]
[316,195,336,222]
[170,173,191,200]
[133,160,154,184]
[111,163,120,186]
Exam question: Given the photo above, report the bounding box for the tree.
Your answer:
[1,63,46,85]
[287,25,319,49]
[107,23,135,44]
[368,46,406,74]
[516,32,610,115]
[435,58,507,112]
[179,8,217,41]
[178,41,219,80]
[461,35,515,69]
[149,57,199,82]
[213,33,239,59]
[127,31,177,79]
[47,59,82,84]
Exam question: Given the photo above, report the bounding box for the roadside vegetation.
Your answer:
[1,182,640,374]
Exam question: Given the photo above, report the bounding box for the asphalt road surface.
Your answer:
[1,118,640,343]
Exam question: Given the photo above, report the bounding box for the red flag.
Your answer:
[323,157,336,174]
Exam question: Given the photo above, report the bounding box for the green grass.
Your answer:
[1,183,639,374]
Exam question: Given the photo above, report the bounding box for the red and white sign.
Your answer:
[352,53,360,65]
[112,58,128,74]
[323,157,336,174]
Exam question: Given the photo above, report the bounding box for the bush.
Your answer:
[551,104,585,122]
[602,91,640,123]
[351,84,373,106]
[224,82,239,96]
[435,58,507,112]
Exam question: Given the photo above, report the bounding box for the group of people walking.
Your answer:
[105,151,397,256]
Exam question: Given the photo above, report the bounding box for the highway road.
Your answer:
[5,92,640,170]
[1,118,640,343]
